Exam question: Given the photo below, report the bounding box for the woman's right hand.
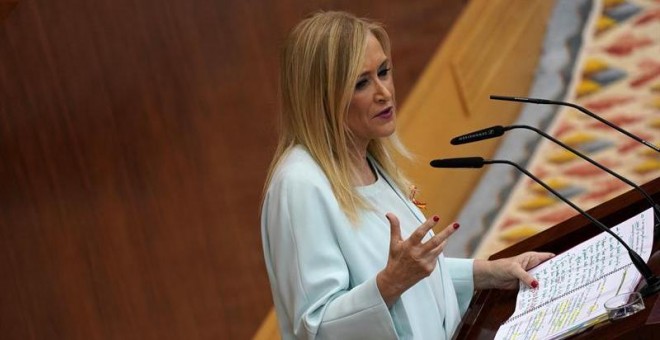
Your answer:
[376,213,459,307]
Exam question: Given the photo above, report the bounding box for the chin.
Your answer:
[377,126,396,139]
[384,120,397,135]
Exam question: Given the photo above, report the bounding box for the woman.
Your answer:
[261,11,553,339]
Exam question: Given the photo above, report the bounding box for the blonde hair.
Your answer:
[265,11,411,222]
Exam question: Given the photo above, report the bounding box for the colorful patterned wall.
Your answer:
[473,0,660,258]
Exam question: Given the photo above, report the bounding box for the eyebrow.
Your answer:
[357,58,390,78]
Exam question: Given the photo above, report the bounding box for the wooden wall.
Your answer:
[0,0,17,21]
[397,0,556,228]
[0,0,466,338]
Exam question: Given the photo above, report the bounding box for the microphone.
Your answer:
[428,157,485,168]
[490,95,660,153]
[450,126,506,145]
[450,124,660,227]
[430,156,660,297]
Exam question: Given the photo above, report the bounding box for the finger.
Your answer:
[408,215,439,244]
[511,265,539,289]
[421,222,459,252]
[536,252,555,263]
[386,213,403,246]
[429,222,460,247]
[427,239,448,257]
[523,252,556,270]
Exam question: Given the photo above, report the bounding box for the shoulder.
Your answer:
[262,145,346,228]
[269,145,331,191]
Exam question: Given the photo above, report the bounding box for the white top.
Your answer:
[261,145,474,339]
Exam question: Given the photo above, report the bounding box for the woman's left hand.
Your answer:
[473,252,555,290]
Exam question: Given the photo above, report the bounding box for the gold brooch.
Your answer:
[409,185,426,210]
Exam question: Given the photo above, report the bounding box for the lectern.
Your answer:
[454,177,660,339]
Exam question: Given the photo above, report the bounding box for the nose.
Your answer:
[374,79,392,103]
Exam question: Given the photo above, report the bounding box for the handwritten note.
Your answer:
[495,208,654,340]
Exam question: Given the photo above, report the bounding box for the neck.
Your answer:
[350,145,376,186]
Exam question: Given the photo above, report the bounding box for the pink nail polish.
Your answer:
[531,280,539,289]
[452,223,460,230]
[433,216,439,222]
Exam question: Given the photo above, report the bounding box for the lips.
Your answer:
[374,107,394,119]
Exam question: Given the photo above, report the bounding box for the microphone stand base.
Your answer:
[638,277,660,297]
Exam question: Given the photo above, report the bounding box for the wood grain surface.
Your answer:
[0,0,466,338]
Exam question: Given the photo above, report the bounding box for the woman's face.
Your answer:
[346,32,396,151]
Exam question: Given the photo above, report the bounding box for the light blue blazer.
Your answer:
[261,146,474,339]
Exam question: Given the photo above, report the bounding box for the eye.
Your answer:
[355,78,368,90]
[378,67,391,78]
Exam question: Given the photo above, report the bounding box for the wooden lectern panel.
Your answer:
[455,177,660,339]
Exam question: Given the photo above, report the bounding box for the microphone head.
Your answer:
[489,94,552,104]
[451,126,505,145]
[430,157,485,168]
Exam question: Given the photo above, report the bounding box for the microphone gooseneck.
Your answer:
[489,95,660,153]
[451,124,660,228]
[430,157,660,297]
